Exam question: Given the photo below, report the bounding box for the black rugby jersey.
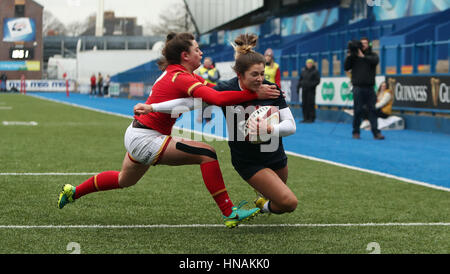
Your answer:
[214,77,288,167]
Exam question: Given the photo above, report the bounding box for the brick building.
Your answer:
[0,0,43,80]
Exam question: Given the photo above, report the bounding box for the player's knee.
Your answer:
[200,144,217,162]
[189,143,217,163]
[176,142,217,163]
[279,195,298,213]
[118,172,139,188]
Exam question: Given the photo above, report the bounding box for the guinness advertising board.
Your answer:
[386,76,450,110]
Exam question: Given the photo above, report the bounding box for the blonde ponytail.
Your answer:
[231,34,258,59]
[231,33,265,76]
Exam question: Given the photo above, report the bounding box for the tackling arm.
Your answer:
[150,98,198,114]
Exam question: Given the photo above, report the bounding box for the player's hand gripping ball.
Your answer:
[244,106,280,144]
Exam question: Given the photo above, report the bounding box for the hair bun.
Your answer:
[166,32,177,42]
[232,34,258,56]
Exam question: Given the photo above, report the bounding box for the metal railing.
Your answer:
[280,39,450,77]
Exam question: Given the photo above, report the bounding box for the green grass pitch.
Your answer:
[0,93,448,254]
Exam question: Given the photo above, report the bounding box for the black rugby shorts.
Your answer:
[233,158,287,181]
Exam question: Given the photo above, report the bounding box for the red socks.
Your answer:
[73,164,234,217]
[74,171,120,199]
[200,160,234,216]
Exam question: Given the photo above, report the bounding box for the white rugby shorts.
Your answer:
[124,123,172,165]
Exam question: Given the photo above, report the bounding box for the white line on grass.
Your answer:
[2,121,38,126]
[0,223,449,229]
[25,94,450,192]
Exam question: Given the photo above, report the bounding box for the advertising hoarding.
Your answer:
[3,18,36,42]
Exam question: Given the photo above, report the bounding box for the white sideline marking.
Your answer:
[0,223,449,229]
[2,121,38,126]
[284,151,450,192]
[26,94,450,192]
[0,172,97,176]
[0,106,12,110]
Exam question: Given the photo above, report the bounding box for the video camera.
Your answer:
[347,40,363,56]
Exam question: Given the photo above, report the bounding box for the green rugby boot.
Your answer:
[223,200,260,229]
[58,184,76,209]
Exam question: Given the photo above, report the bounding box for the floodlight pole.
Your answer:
[95,0,104,37]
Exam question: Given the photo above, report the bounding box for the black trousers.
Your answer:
[98,84,103,96]
[352,86,380,136]
[302,88,316,121]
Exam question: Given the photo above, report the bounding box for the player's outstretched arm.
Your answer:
[192,84,279,106]
[134,98,209,115]
[151,98,197,114]
[133,103,153,115]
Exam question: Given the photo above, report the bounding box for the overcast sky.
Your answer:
[34,0,182,26]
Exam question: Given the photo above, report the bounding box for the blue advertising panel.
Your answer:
[0,61,40,71]
[3,18,36,42]
[373,0,450,21]
[281,7,339,36]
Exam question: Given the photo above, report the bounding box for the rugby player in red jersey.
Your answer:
[58,32,280,228]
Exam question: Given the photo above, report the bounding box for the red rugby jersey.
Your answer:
[135,64,258,135]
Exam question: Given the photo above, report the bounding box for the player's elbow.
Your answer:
[282,119,296,136]
[289,120,297,135]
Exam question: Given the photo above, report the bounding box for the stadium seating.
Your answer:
[109,5,450,134]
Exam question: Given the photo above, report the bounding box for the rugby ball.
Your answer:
[244,106,280,144]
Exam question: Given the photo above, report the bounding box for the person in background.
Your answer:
[264,48,281,88]
[374,81,394,118]
[360,81,394,130]
[197,57,220,85]
[97,73,103,96]
[196,57,220,122]
[0,73,7,92]
[90,74,96,95]
[103,74,111,97]
[297,59,321,123]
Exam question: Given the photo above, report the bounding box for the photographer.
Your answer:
[344,37,385,140]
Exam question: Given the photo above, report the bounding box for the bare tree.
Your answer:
[144,2,195,35]
[65,13,95,37]
[43,10,66,36]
